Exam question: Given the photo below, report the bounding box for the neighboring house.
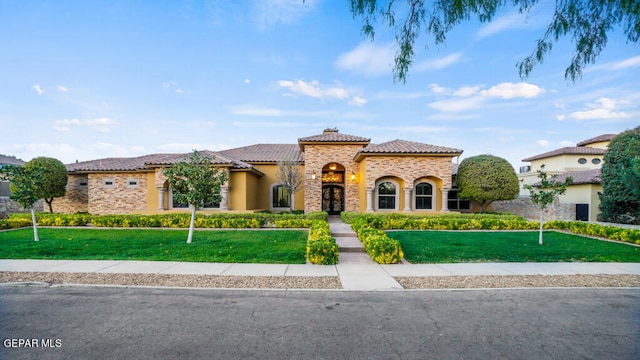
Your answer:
[514,133,615,221]
[55,128,464,215]
[0,155,27,218]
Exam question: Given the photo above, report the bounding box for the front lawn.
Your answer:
[388,230,640,263]
[0,228,308,264]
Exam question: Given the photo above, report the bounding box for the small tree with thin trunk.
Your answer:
[523,165,573,245]
[25,157,68,213]
[162,151,227,244]
[0,165,43,241]
[276,158,304,213]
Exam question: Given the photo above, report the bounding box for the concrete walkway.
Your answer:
[2,260,639,291]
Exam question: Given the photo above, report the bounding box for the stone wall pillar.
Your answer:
[220,186,229,211]
[365,188,373,212]
[157,187,166,210]
[441,188,450,212]
[403,188,412,212]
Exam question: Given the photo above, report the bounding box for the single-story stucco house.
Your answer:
[54,128,469,215]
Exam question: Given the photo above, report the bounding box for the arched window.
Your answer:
[376,180,398,211]
[414,182,434,210]
[271,184,290,210]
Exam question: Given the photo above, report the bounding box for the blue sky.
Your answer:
[1,0,638,169]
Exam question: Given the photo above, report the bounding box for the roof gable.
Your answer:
[576,134,616,147]
[298,128,370,151]
[355,139,462,161]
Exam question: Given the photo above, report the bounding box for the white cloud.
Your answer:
[348,96,367,107]
[610,55,640,70]
[479,82,544,99]
[568,97,631,121]
[536,139,550,147]
[428,96,487,113]
[229,105,331,117]
[476,12,523,39]
[335,42,394,77]
[253,0,317,30]
[244,79,251,84]
[556,114,566,121]
[232,121,307,128]
[32,84,43,95]
[176,89,185,94]
[57,85,68,92]
[277,80,364,105]
[162,81,177,89]
[428,83,450,95]
[414,53,462,71]
[453,86,481,97]
[53,117,117,133]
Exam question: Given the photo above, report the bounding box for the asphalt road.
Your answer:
[1,286,638,360]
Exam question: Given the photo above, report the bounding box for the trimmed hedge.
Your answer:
[345,212,537,231]
[545,220,640,245]
[306,221,339,265]
[6,211,329,229]
[351,223,404,264]
[343,212,640,246]
[0,218,33,230]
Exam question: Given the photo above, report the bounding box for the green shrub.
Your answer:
[275,219,313,228]
[0,217,33,230]
[544,220,640,244]
[306,236,339,265]
[306,221,339,265]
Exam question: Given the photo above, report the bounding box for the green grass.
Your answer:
[0,228,308,264]
[388,230,640,263]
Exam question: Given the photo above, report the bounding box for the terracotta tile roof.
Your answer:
[0,155,25,166]
[522,147,605,162]
[576,134,616,147]
[66,151,257,173]
[358,139,463,155]
[218,144,303,163]
[533,169,601,187]
[554,169,601,185]
[298,128,371,143]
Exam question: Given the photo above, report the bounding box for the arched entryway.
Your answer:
[321,162,345,215]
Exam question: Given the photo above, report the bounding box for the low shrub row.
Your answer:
[351,222,404,264]
[545,220,640,245]
[5,211,329,229]
[0,217,33,230]
[306,221,339,265]
[343,213,640,246]
[344,212,537,231]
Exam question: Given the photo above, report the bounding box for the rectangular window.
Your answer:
[102,179,115,189]
[0,181,10,197]
[448,190,471,211]
[126,178,140,189]
[78,179,88,187]
[272,185,290,208]
[378,195,395,210]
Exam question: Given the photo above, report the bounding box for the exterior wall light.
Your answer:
[311,171,317,180]
[329,163,337,171]
[350,171,356,181]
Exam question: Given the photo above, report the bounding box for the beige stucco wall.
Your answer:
[55,174,89,213]
[303,144,364,213]
[561,183,602,221]
[529,155,604,174]
[253,164,304,211]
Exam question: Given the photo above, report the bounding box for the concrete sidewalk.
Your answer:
[1,259,639,291]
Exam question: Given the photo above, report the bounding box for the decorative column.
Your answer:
[403,188,412,212]
[220,186,229,211]
[157,187,165,211]
[440,188,450,212]
[365,188,374,212]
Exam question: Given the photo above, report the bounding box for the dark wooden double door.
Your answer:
[322,185,344,215]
